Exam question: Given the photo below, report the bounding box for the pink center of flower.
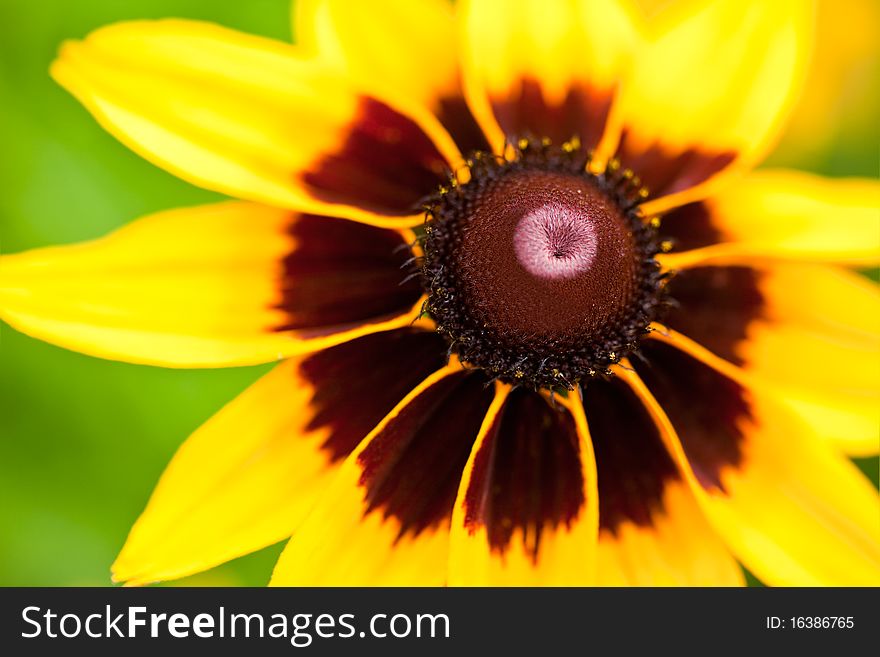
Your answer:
[513,203,597,280]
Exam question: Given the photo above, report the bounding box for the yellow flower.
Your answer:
[1,0,878,586]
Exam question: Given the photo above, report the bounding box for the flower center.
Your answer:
[421,140,664,389]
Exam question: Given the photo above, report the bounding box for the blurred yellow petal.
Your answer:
[582,377,743,586]
[618,0,813,212]
[52,20,462,226]
[459,0,644,155]
[0,203,425,367]
[113,327,448,585]
[115,359,331,585]
[448,388,598,586]
[271,367,495,586]
[659,264,880,455]
[0,202,295,367]
[633,0,674,17]
[298,0,489,154]
[626,338,880,586]
[598,483,744,586]
[636,0,880,165]
[661,171,880,267]
[771,0,880,165]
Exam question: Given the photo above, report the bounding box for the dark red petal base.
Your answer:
[302,97,450,215]
[276,214,422,333]
[357,371,495,539]
[582,377,679,533]
[463,389,586,560]
[298,328,447,462]
[662,266,766,366]
[633,341,747,491]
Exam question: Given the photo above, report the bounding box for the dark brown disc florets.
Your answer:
[420,138,666,390]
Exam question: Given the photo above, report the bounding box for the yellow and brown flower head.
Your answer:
[1,0,878,586]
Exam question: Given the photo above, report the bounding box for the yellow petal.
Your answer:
[625,337,880,586]
[52,20,461,226]
[298,0,489,154]
[459,0,644,155]
[658,264,880,455]
[771,0,880,164]
[0,202,291,366]
[0,203,424,367]
[598,482,744,586]
[271,367,496,585]
[582,377,743,586]
[448,388,599,586]
[660,170,880,267]
[114,327,449,585]
[618,0,814,212]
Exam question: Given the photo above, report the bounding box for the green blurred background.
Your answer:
[0,0,878,586]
